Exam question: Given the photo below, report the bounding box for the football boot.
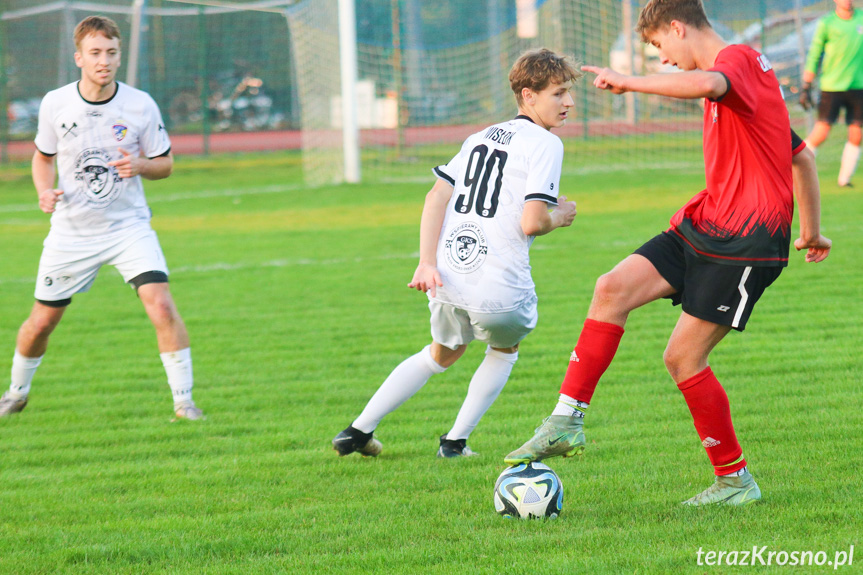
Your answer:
[682,470,761,506]
[332,426,382,457]
[504,415,585,464]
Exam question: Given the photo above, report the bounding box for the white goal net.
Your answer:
[286,0,833,186]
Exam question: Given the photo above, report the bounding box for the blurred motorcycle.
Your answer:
[169,72,283,131]
[6,98,41,136]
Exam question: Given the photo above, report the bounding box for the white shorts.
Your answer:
[429,296,538,350]
[34,227,169,302]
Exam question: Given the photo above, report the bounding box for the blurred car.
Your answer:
[740,15,820,99]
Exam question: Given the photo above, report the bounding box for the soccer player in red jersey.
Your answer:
[505,0,832,505]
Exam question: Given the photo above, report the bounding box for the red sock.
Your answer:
[559,319,624,403]
[677,367,746,475]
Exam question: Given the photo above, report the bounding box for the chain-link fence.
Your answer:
[1,0,298,160]
[0,0,837,184]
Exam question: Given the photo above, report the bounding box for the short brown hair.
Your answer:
[509,49,581,106]
[635,0,711,43]
[74,16,122,50]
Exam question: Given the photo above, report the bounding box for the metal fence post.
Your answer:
[578,0,589,139]
[127,0,146,88]
[391,0,405,156]
[794,0,814,134]
[198,6,210,155]
[60,3,75,87]
[759,0,766,51]
[622,0,635,126]
[0,15,8,164]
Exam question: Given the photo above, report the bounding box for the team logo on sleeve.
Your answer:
[74,148,122,208]
[444,222,488,274]
[112,124,128,141]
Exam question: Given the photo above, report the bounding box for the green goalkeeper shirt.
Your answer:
[804,9,863,91]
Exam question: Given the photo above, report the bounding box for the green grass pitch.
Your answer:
[0,136,860,574]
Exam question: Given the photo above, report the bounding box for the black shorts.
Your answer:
[817,90,863,126]
[633,232,783,331]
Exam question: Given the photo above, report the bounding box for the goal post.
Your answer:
[338,0,361,183]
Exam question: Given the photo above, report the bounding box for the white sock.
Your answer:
[9,351,42,399]
[721,466,749,478]
[838,142,860,186]
[446,347,518,441]
[160,348,194,405]
[804,139,817,155]
[352,345,446,434]
[552,393,588,418]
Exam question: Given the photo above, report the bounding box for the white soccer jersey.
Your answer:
[34,81,171,241]
[431,116,564,313]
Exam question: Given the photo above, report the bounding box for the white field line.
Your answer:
[563,161,702,176]
[378,161,704,184]
[171,252,419,274]
[0,251,421,286]
[0,184,303,215]
[0,243,563,286]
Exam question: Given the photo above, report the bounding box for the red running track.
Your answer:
[2,120,706,161]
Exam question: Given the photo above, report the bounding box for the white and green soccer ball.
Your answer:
[493,462,563,519]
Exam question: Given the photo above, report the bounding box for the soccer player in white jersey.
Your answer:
[333,49,579,458]
[0,16,203,420]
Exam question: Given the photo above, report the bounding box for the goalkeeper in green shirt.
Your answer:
[800,0,863,187]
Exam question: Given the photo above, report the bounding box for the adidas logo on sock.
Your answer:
[702,437,721,448]
[570,350,579,362]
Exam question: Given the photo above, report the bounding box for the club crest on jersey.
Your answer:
[112,124,128,141]
[444,222,488,274]
[74,148,122,208]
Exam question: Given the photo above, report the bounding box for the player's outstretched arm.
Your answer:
[407,177,453,298]
[32,150,63,214]
[791,146,831,263]
[521,196,577,236]
[581,65,727,100]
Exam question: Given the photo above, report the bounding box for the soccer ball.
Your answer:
[493,462,563,519]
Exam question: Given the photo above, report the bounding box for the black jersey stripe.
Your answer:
[77,81,120,105]
[433,166,455,186]
[35,146,56,158]
[525,192,558,204]
[710,72,731,103]
[149,147,172,159]
[790,129,805,154]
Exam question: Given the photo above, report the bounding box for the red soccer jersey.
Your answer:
[669,44,794,267]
